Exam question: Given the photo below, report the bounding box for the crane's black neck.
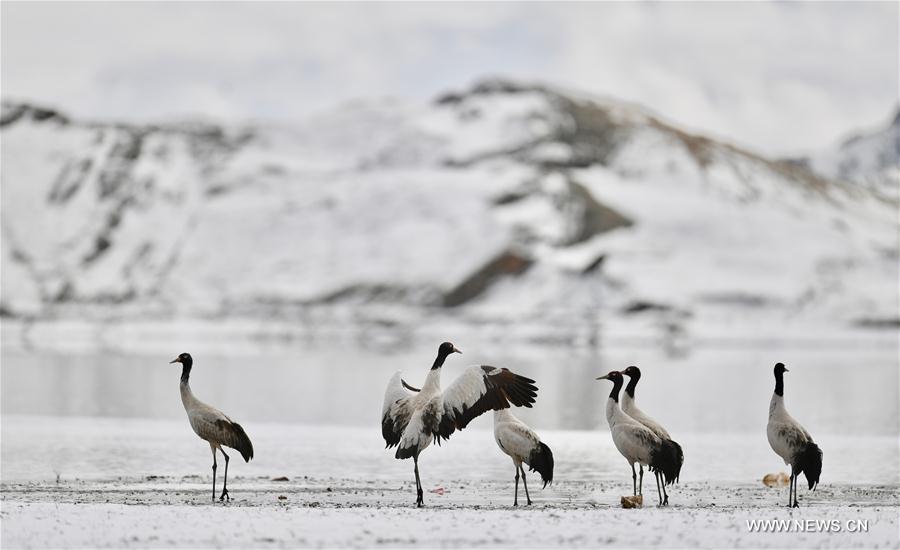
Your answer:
[431,350,451,370]
[180,360,193,384]
[624,373,640,398]
[608,377,623,402]
[774,370,784,397]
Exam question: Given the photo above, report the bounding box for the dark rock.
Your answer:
[854,317,900,329]
[621,300,672,314]
[442,249,532,307]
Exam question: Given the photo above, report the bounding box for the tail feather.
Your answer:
[797,442,823,490]
[526,441,554,488]
[395,444,417,460]
[651,439,683,486]
[216,419,254,462]
[230,422,254,462]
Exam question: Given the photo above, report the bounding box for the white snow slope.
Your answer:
[2,79,897,340]
[807,108,900,198]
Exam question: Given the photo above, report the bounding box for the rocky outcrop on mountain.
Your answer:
[2,81,896,337]
[791,107,899,198]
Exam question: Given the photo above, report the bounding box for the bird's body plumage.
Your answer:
[493,409,541,465]
[622,394,671,441]
[767,395,813,465]
[606,392,661,467]
[181,381,254,462]
[395,370,443,459]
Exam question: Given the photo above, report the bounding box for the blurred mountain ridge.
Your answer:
[786,106,899,196]
[2,78,897,340]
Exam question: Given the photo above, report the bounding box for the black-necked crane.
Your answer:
[492,409,554,506]
[621,366,683,506]
[767,362,822,507]
[170,353,254,502]
[381,342,538,507]
[596,371,680,503]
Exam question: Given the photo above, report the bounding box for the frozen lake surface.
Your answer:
[2,331,897,434]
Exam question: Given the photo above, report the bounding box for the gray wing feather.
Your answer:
[192,410,254,462]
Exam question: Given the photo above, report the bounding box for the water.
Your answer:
[2,324,898,485]
[2,336,897,435]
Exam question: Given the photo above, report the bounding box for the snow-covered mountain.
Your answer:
[801,108,900,197]
[2,79,897,342]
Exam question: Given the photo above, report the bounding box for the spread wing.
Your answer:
[437,365,538,441]
[381,371,418,448]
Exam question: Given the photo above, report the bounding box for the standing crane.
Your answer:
[621,366,683,505]
[767,362,822,507]
[492,409,554,506]
[596,371,680,504]
[381,342,538,507]
[170,353,254,501]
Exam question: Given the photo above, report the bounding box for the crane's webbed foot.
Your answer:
[219,488,230,501]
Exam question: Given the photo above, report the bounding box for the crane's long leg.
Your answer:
[219,448,230,501]
[514,466,520,506]
[638,465,644,496]
[788,470,797,506]
[791,474,795,508]
[209,444,217,503]
[787,473,791,507]
[521,466,532,506]
[662,474,669,506]
[413,455,423,507]
[655,471,663,506]
[631,463,637,496]
[788,469,794,507]
[791,468,799,508]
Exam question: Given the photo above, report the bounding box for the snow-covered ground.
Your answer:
[1,417,898,548]
[3,484,897,549]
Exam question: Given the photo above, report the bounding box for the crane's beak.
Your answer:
[169,357,181,364]
[596,374,610,381]
[452,346,462,354]
[783,367,789,372]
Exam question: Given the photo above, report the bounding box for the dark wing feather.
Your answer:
[382,371,417,448]
[214,419,254,462]
[437,365,538,441]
